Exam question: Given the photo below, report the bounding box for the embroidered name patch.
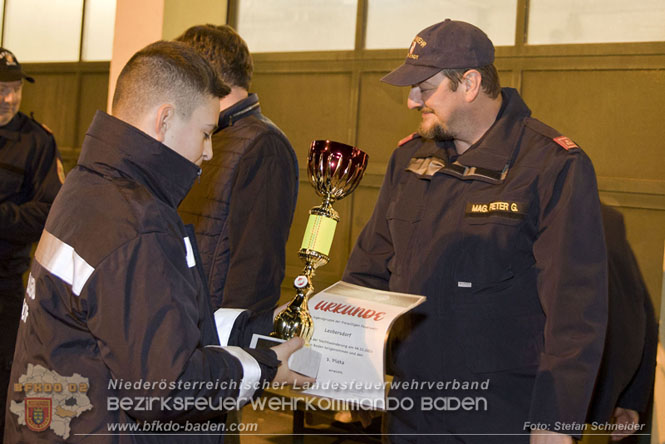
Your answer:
[465,201,526,219]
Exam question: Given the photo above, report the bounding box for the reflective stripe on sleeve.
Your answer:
[183,236,196,268]
[213,308,246,346]
[34,230,95,296]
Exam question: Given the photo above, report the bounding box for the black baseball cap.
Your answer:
[381,19,494,87]
[0,48,34,83]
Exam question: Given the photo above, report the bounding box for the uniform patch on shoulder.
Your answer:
[398,132,419,147]
[38,122,53,135]
[553,136,579,150]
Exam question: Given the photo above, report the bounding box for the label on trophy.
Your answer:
[294,275,309,289]
[300,281,425,409]
[300,214,337,256]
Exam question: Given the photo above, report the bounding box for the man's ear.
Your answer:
[153,103,175,143]
[462,70,482,102]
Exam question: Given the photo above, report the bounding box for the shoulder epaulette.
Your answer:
[30,112,53,135]
[524,117,579,152]
[398,132,420,147]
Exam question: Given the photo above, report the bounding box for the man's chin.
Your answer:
[417,124,453,141]
[0,115,14,126]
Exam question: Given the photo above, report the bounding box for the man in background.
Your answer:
[0,47,62,437]
[177,24,299,313]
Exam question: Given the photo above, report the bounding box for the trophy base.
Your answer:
[250,334,321,379]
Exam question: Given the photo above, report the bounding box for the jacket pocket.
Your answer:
[453,209,531,301]
[385,188,423,268]
[459,313,544,373]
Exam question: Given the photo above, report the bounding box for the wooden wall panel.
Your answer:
[251,72,354,167]
[20,73,78,148]
[356,72,421,169]
[521,69,665,181]
[497,69,518,89]
[77,73,110,146]
[522,69,665,307]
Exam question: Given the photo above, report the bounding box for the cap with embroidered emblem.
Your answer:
[382,19,494,87]
[0,48,34,83]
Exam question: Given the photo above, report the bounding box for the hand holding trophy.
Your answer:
[267,140,368,376]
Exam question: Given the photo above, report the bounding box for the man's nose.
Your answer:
[407,86,423,110]
[203,139,213,161]
[2,91,15,103]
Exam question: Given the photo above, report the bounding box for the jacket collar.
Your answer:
[217,93,261,131]
[78,111,200,208]
[413,88,531,171]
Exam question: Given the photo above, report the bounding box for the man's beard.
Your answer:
[0,107,17,126]
[417,120,453,141]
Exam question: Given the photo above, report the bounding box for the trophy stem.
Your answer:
[321,194,335,210]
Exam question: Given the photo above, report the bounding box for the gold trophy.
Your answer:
[272,140,369,344]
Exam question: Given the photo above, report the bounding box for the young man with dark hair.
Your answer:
[343,20,607,443]
[5,41,308,444]
[176,25,299,314]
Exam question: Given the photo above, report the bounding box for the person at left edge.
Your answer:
[0,47,62,439]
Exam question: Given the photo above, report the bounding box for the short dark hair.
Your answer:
[176,25,253,90]
[442,64,501,99]
[112,40,229,119]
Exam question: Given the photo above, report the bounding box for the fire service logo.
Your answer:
[25,398,52,432]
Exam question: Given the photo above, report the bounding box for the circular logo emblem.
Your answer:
[294,275,308,288]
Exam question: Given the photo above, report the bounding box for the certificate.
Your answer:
[300,281,425,409]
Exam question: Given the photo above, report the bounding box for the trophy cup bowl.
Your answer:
[272,140,369,345]
[308,140,369,202]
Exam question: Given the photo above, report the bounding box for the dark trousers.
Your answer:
[0,280,24,441]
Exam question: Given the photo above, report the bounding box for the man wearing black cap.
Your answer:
[0,47,62,437]
[343,20,607,443]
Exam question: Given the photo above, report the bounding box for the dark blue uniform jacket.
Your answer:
[5,111,278,444]
[0,111,61,287]
[344,88,608,441]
